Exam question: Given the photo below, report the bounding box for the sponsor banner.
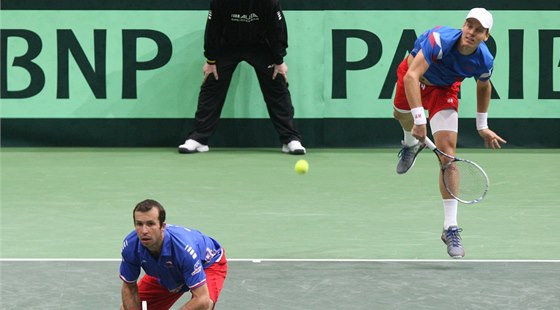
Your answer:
[1,10,559,118]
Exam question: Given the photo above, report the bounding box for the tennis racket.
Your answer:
[423,137,489,204]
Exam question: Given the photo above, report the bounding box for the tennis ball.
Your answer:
[294,159,309,174]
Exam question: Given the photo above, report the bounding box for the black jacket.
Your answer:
[204,0,288,65]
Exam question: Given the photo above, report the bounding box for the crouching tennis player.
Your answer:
[120,199,227,309]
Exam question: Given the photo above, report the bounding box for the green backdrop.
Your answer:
[1,1,559,146]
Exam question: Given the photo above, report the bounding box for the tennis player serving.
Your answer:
[393,8,506,258]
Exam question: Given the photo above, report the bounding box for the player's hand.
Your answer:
[411,124,428,142]
[203,63,218,82]
[478,128,507,149]
[272,63,288,82]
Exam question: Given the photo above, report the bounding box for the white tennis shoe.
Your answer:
[282,140,306,155]
[178,139,209,154]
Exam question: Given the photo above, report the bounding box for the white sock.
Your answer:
[403,130,419,146]
[443,199,458,229]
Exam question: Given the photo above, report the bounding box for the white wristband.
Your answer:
[476,112,488,130]
[411,107,427,125]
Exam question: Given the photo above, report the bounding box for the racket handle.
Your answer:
[423,137,437,151]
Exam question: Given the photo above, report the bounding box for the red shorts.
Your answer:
[393,58,461,120]
[137,250,228,310]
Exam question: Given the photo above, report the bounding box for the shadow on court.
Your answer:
[1,260,559,309]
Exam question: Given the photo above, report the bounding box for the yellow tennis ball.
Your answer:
[294,159,309,174]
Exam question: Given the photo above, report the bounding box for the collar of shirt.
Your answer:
[137,230,173,263]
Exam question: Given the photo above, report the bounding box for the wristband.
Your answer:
[411,107,427,125]
[206,59,216,65]
[476,112,488,130]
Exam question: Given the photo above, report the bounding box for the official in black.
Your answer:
[179,0,306,155]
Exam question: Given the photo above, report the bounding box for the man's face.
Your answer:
[461,18,489,49]
[134,208,165,251]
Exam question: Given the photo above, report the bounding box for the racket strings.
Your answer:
[443,160,488,203]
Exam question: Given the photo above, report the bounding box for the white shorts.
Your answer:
[429,109,458,134]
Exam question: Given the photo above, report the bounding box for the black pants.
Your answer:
[187,50,302,145]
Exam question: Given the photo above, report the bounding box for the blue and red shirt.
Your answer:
[411,26,494,86]
[120,225,223,293]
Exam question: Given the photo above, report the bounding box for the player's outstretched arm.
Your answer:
[121,282,140,310]
[475,79,506,149]
[476,79,492,114]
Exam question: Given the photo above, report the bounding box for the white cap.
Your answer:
[466,8,493,32]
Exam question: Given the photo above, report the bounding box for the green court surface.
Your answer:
[1,148,559,309]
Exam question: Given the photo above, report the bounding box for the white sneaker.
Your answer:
[282,140,306,155]
[178,139,209,154]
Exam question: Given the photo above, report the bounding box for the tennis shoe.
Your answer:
[441,226,465,259]
[396,141,425,174]
[178,139,209,154]
[282,140,306,155]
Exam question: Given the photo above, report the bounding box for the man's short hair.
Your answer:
[133,199,166,225]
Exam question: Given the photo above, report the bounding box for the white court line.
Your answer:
[1,258,559,263]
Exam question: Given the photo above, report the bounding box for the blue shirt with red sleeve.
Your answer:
[119,225,223,293]
[410,26,494,86]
